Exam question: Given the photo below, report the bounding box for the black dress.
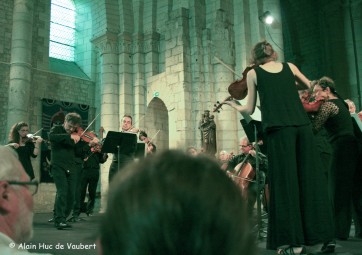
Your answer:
[9,140,36,179]
[255,63,334,249]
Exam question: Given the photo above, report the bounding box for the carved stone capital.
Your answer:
[91,31,118,55]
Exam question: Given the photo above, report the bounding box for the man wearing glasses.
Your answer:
[223,136,268,217]
[0,146,51,254]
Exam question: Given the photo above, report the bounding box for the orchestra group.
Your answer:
[4,40,362,254]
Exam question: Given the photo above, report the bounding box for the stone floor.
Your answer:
[25,212,362,255]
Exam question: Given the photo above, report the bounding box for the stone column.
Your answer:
[210,9,239,155]
[7,0,34,130]
[118,32,134,116]
[165,8,192,148]
[91,32,119,212]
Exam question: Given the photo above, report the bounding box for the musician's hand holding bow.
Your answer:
[89,137,100,146]
[248,149,256,157]
[34,136,43,145]
[71,133,81,143]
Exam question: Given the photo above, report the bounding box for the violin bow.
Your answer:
[81,113,100,136]
[32,128,43,136]
[127,115,145,132]
[149,129,161,143]
[214,56,242,79]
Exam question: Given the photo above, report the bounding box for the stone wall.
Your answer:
[1,0,361,213]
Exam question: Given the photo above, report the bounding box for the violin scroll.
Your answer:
[213,96,233,113]
[212,65,256,113]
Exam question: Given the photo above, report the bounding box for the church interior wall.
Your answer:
[0,0,361,212]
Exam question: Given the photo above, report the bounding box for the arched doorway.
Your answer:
[145,97,169,152]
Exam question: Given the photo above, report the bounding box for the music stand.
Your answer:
[135,142,147,160]
[239,108,266,240]
[102,131,138,171]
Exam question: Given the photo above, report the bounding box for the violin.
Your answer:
[74,127,98,143]
[213,65,256,113]
[84,127,105,161]
[26,134,47,143]
[229,65,256,100]
[90,127,105,153]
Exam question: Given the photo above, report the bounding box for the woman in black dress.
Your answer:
[312,77,359,240]
[224,41,334,254]
[7,121,43,180]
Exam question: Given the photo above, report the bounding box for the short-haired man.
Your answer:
[224,136,268,216]
[49,112,83,229]
[108,115,138,183]
[0,146,52,254]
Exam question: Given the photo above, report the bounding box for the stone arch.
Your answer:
[144,97,169,152]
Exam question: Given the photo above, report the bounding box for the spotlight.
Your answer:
[259,11,274,25]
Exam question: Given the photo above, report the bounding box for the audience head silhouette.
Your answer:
[99,150,255,255]
[0,146,35,244]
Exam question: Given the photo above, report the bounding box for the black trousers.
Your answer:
[108,155,133,183]
[80,168,99,214]
[330,135,358,239]
[52,165,75,224]
[71,162,83,217]
[266,125,334,249]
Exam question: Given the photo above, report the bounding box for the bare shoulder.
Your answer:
[287,62,300,75]
[247,68,257,78]
[246,68,257,85]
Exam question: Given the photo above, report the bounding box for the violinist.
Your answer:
[108,114,138,183]
[223,41,335,253]
[298,81,325,113]
[48,112,83,230]
[312,77,360,240]
[139,130,157,155]
[224,137,267,216]
[79,131,108,216]
[7,122,43,180]
[298,86,332,180]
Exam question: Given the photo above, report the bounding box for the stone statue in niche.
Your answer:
[199,110,217,157]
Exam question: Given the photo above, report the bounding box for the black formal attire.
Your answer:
[255,63,334,249]
[108,132,137,183]
[353,144,362,238]
[49,125,77,225]
[226,152,268,215]
[313,99,359,239]
[80,146,107,215]
[8,139,36,180]
[70,140,87,219]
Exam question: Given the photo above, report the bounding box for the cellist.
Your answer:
[223,136,268,216]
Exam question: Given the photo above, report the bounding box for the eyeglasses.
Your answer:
[65,123,76,130]
[240,144,252,148]
[6,180,39,196]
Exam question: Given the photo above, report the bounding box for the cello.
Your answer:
[230,154,256,199]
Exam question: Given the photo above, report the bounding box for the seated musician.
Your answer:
[224,136,268,216]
